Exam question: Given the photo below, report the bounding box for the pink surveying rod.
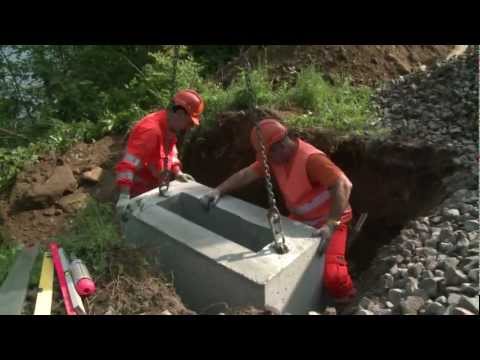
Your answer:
[49,242,76,316]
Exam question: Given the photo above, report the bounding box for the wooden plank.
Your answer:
[0,244,39,315]
[33,252,54,315]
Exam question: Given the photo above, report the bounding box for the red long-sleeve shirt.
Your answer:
[116,110,181,194]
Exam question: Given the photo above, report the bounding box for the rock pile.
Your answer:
[353,46,479,315]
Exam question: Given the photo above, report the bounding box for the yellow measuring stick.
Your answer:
[33,252,54,315]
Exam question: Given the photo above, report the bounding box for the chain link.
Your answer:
[159,45,180,197]
[244,58,288,254]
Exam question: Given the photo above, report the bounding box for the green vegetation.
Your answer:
[0,238,21,285]
[54,200,123,277]
[0,45,379,193]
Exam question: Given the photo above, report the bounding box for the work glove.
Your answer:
[312,224,334,256]
[200,189,221,211]
[116,193,131,220]
[175,172,195,182]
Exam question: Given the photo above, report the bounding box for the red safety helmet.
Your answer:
[250,119,288,154]
[172,89,205,126]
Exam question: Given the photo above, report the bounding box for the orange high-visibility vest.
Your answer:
[271,139,352,228]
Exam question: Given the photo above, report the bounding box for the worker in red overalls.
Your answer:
[115,89,204,215]
[201,118,357,304]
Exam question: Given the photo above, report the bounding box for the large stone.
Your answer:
[430,216,443,224]
[468,232,479,243]
[356,309,374,315]
[439,257,460,270]
[409,263,425,278]
[56,192,91,214]
[372,307,392,316]
[462,258,479,273]
[455,237,470,255]
[359,297,375,311]
[467,268,479,283]
[398,268,409,278]
[412,221,430,233]
[390,264,400,277]
[460,284,479,297]
[439,242,456,255]
[464,220,479,232]
[450,307,476,315]
[413,289,429,301]
[323,307,337,316]
[445,266,468,286]
[438,229,455,243]
[425,257,438,271]
[436,296,447,305]
[442,208,460,219]
[405,277,419,296]
[457,296,479,314]
[425,237,440,249]
[400,296,425,315]
[425,301,446,315]
[381,273,395,289]
[416,247,438,257]
[10,165,78,210]
[388,288,405,306]
[421,270,434,280]
[447,293,462,306]
[420,278,438,298]
[446,286,462,293]
[81,166,104,184]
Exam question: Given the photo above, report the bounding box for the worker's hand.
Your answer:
[200,189,221,211]
[175,172,195,182]
[312,224,334,255]
[115,193,131,220]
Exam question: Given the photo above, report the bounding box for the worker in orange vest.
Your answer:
[115,89,204,215]
[201,118,357,304]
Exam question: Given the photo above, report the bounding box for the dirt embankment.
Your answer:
[217,45,457,87]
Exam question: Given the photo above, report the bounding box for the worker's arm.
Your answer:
[327,173,352,222]
[201,166,262,210]
[306,154,352,253]
[218,167,261,195]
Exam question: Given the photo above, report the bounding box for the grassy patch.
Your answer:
[280,67,377,133]
[0,238,21,285]
[53,200,123,277]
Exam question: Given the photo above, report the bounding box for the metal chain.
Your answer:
[159,45,180,197]
[244,59,288,254]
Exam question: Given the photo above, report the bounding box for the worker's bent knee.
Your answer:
[324,262,354,299]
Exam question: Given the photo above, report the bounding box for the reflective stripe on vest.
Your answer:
[290,189,331,216]
[117,171,134,182]
[301,215,329,227]
[123,153,141,168]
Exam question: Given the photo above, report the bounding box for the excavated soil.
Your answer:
[0,136,124,246]
[217,45,457,87]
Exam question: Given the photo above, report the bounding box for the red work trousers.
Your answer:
[319,222,355,299]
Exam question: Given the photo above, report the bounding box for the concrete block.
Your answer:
[122,181,325,314]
